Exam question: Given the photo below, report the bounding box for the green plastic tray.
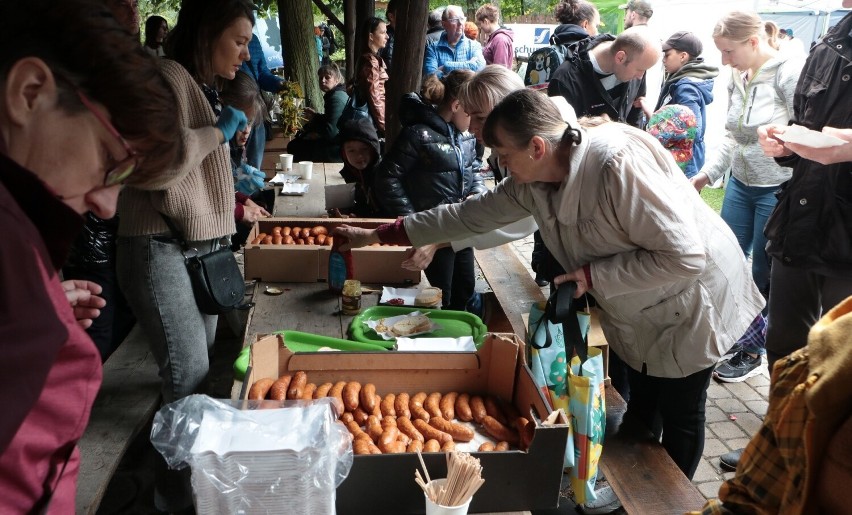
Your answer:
[232,330,387,380]
[349,306,487,349]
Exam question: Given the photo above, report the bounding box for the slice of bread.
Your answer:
[390,314,432,336]
[414,287,443,307]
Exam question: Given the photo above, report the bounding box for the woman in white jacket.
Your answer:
[336,90,764,479]
[690,11,803,383]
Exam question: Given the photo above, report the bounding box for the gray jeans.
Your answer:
[116,234,219,403]
[766,258,852,370]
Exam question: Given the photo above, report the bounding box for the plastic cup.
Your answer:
[424,479,473,515]
[279,153,293,172]
[298,161,313,180]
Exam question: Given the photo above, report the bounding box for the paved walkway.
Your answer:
[502,234,770,502]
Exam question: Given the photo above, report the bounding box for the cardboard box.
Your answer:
[244,218,420,284]
[245,333,570,514]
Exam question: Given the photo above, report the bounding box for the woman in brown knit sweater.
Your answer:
[114,0,255,511]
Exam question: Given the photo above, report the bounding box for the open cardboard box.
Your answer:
[245,332,570,514]
[244,217,420,284]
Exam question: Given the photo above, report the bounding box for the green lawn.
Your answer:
[700,187,724,214]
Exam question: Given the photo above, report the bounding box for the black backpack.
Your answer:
[524,35,593,90]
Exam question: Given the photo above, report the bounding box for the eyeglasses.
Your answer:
[445,17,466,25]
[76,90,138,186]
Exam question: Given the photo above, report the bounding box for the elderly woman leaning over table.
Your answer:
[336,89,764,479]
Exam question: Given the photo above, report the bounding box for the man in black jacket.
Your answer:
[547,25,660,128]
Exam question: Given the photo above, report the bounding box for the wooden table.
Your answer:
[271,162,345,217]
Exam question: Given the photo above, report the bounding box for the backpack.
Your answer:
[523,35,589,90]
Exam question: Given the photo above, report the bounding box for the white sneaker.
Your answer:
[582,485,622,514]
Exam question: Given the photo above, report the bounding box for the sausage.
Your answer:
[287,371,307,400]
[250,233,266,245]
[291,227,302,237]
[516,417,535,450]
[314,382,333,399]
[366,417,384,443]
[371,393,382,417]
[329,381,347,407]
[379,440,407,454]
[306,236,315,245]
[315,234,327,245]
[295,238,304,245]
[440,392,458,421]
[425,392,443,419]
[423,439,441,452]
[413,418,452,444]
[272,234,283,245]
[407,440,424,453]
[311,225,328,236]
[397,416,424,443]
[378,427,400,447]
[339,412,354,423]
[502,400,521,423]
[478,442,495,452]
[345,420,370,442]
[300,227,311,239]
[470,395,487,423]
[455,393,473,422]
[428,416,474,442]
[248,378,274,400]
[394,393,409,419]
[353,439,374,455]
[283,235,295,245]
[441,440,456,452]
[342,381,361,411]
[262,235,273,244]
[410,392,429,422]
[352,408,369,426]
[271,226,282,235]
[268,375,291,401]
[300,383,317,400]
[495,441,510,451]
[484,396,508,425]
[360,383,377,412]
[380,415,397,431]
[325,236,334,247]
[380,393,396,418]
[281,226,292,236]
[481,415,519,445]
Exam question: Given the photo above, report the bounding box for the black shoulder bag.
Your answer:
[160,214,245,315]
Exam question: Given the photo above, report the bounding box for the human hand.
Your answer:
[402,243,441,271]
[333,225,380,250]
[62,279,106,329]
[552,268,588,298]
[690,172,711,192]
[235,164,266,195]
[783,126,852,165]
[241,200,270,226]
[758,124,793,158]
[216,106,249,142]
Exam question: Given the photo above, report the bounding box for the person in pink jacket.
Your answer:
[0,0,183,512]
[475,3,515,68]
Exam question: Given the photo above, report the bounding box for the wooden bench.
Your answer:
[76,327,160,514]
[474,243,706,514]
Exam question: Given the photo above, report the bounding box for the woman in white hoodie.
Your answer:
[690,11,803,384]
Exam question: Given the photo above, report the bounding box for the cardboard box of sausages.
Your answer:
[242,332,571,514]
[244,217,420,284]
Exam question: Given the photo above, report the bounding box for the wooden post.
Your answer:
[384,1,428,148]
[278,0,323,110]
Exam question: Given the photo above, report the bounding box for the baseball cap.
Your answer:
[662,31,703,57]
[618,0,653,18]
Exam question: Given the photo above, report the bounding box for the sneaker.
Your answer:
[719,448,743,472]
[582,485,622,514]
[714,350,763,383]
[534,276,549,287]
[723,342,743,357]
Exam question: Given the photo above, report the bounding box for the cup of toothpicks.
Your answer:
[415,450,485,515]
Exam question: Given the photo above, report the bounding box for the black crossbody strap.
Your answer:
[548,282,588,366]
[158,213,189,251]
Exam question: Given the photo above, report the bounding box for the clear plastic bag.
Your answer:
[151,394,353,515]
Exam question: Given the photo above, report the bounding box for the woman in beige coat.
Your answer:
[336,90,764,479]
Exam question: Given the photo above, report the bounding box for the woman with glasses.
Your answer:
[114,0,254,511]
[0,0,182,511]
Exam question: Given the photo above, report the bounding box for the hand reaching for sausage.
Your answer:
[333,225,380,251]
[62,279,106,329]
[401,243,446,271]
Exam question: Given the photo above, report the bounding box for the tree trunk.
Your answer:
[343,0,356,80]
[278,0,323,110]
[384,1,428,148]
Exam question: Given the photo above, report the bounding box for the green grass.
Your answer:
[700,187,724,214]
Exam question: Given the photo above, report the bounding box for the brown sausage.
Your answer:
[352,408,369,426]
[262,235,273,244]
[366,417,384,443]
[268,375,291,401]
[478,442,496,452]
[300,383,317,400]
[371,393,382,418]
[342,381,361,411]
[295,238,304,245]
[339,412,354,423]
[481,415,519,445]
[272,234,283,245]
[425,392,443,419]
[495,441,510,451]
[397,416,424,443]
[325,236,334,247]
[271,226,282,235]
[428,416,474,442]
[311,225,328,236]
[394,393,410,419]
[379,440,407,454]
[283,235,295,245]
[345,420,369,441]
[423,439,441,452]
[484,396,508,425]
[248,378,274,400]
[314,382,333,399]
[315,234,327,245]
[353,439,374,455]
[360,383,377,412]
[455,393,473,422]
[291,227,302,237]
[281,226,292,236]
[250,233,266,245]
[413,418,452,444]
[407,440,424,453]
[440,392,458,421]
[470,395,487,423]
[300,227,311,239]
[410,392,429,422]
[380,415,397,430]
[306,236,315,245]
[287,371,307,400]
[378,427,400,447]
[441,441,456,452]
[380,393,396,418]
[329,381,347,407]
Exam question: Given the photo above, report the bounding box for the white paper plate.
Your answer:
[278,183,310,196]
[776,124,846,148]
[365,311,442,340]
[380,286,442,308]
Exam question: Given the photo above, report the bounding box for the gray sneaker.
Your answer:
[714,350,763,383]
[582,485,622,514]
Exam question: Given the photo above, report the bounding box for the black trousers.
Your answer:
[624,364,714,479]
[424,246,475,311]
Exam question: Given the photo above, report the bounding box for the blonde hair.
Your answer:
[421,69,475,107]
[457,65,525,115]
[475,3,499,23]
[713,11,764,44]
[764,20,780,50]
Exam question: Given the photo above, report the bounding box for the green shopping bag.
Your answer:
[527,282,591,469]
[568,345,606,505]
